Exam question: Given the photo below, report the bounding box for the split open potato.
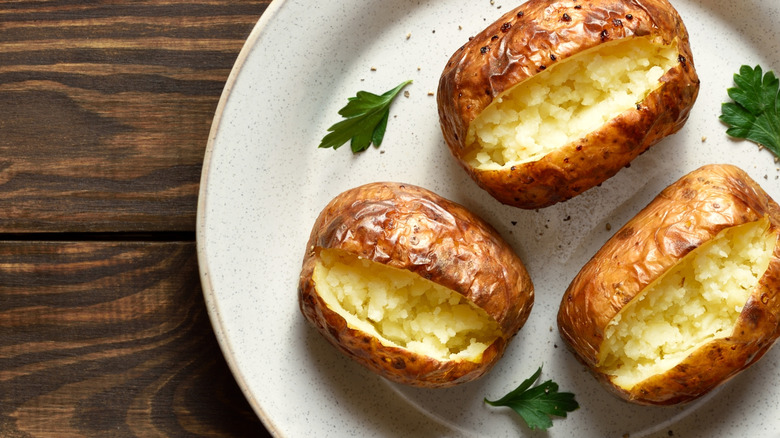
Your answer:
[557,164,780,405]
[298,182,534,387]
[437,0,700,208]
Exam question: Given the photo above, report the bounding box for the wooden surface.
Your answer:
[1,1,273,436]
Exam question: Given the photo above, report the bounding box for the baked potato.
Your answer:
[298,182,534,388]
[437,0,700,209]
[557,164,780,405]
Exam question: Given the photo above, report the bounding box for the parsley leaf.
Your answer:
[720,65,780,158]
[319,80,412,153]
[485,366,579,431]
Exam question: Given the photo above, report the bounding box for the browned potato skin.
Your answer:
[557,164,780,405]
[298,182,534,388]
[437,0,700,209]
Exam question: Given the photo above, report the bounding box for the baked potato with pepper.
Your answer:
[298,182,534,388]
[557,164,780,405]
[437,0,700,209]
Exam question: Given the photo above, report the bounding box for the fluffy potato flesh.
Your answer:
[467,36,679,169]
[599,217,776,389]
[312,249,501,362]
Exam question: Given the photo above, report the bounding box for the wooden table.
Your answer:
[1,1,273,436]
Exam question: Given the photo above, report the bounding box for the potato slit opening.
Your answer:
[312,248,501,362]
[598,217,776,389]
[466,36,680,168]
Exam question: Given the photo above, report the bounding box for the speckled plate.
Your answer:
[196,0,780,436]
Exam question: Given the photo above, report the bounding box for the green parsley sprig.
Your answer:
[485,366,579,431]
[319,80,412,153]
[720,65,780,158]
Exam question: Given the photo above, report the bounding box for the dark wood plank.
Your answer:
[0,240,270,437]
[0,0,270,233]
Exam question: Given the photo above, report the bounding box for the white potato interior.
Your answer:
[599,217,775,389]
[312,248,501,362]
[467,36,679,169]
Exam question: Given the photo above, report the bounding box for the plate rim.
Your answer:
[195,0,291,434]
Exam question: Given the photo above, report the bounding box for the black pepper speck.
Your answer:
[562,13,571,21]
[480,46,489,54]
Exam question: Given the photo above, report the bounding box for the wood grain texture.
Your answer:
[0,0,270,233]
[0,240,269,437]
[1,2,276,436]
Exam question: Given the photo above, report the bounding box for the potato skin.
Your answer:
[298,182,534,387]
[557,164,780,405]
[437,0,700,209]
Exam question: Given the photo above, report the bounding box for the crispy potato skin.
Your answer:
[437,0,700,209]
[298,182,534,387]
[557,164,780,405]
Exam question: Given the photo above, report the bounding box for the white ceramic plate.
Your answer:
[197,0,780,436]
